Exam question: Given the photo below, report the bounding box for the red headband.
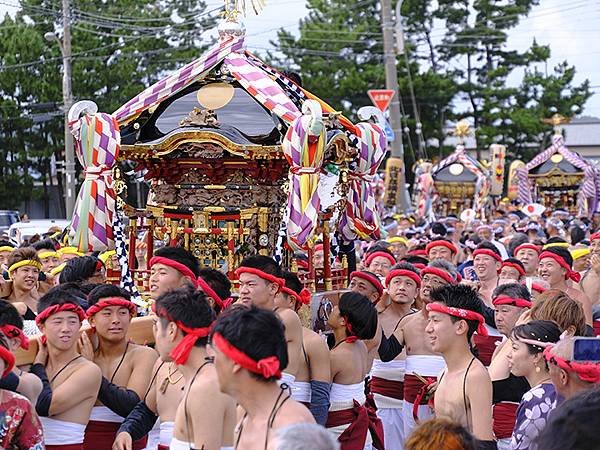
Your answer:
[590,233,600,242]
[413,263,426,270]
[514,243,541,255]
[36,303,86,325]
[197,277,232,311]
[492,295,532,308]
[149,256,197,283]
[544,345,600,383]
[235,267,285,291]
[426,240,458,255]
[0,324,29,350]
[408,249,427,257]
[350,271,384,297]
[531,282,547,294]
[0,345,15,377]
[153,303,212,365]
[314,244,324,252]
[426,303,488,336]
[473,248,502,263]
[500,262,526,277]
[539,251,581,282]
[86,297,136,318]
[212,332,281,379]
[421,267,456,285]
[280,286,312,309]
[364,251,396,267]
[385,269,421,288]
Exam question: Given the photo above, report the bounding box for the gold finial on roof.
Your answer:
[542,113,571,135]
[223,0,266,18]
[453,120,472,144]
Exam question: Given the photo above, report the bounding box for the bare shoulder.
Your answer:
[275,400,316,427]
[72,358,102,382]
[304,329,326,348]
[467,360,491,385]
[130,344,158,361]
[400,312,420,329]
[278,308,301,326]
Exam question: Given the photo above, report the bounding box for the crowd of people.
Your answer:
[0,208,599,450]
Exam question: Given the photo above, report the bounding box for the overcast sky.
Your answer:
[2,0,599,117]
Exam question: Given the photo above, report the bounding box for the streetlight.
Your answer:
[45,19,75,219]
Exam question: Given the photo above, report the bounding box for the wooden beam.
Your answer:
[15,316,155,366]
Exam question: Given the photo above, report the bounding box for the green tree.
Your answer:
[268,0,457,172]
[0,0,218,214]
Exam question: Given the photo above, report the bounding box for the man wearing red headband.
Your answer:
[0,300,41,403]
[488,284,532,450]
[198,267,233,315]
[370,263,420,449]
[581,232,600,308]
[425,284,496,448]
[472,242,502,307]
[0,333,45,450]
[29,288,102,450]
[154,287,236,449]
[148,247,201,299]
[211,306,314,449]
[514,243,541,279]
[79,285,157,450]
[498,258,526,283]
[364,249,396,278]
[326,292,383,450]
[274,271,331,426]
[388,260,454,440]
[348,270,384,305]
[538,247,593,325]
[313,243,325,269]
[425,239,457,263]
[546,336,600,400]
[236,256,303,397]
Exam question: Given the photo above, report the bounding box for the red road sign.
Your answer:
[368,89,395,112]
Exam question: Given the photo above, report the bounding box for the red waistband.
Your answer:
[47,445,84,450]
[403,374,436,404]
[158,445,169,450]
[473,334,503,366]
[84,421,147,450]
[326,398,384,450]
[369,376,404,400]
[593,321,600,337]
[493,402,519,439]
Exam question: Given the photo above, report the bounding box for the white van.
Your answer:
[8,219,70,245]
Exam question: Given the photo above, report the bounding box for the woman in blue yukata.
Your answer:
[506,320,562,450]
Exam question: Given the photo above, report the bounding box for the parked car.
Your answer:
[8,219,70,245]
[0,210,20,237]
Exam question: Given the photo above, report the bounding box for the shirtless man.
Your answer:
[32,239,62,273]
[0,240,15,270]
[472,242,502,307]
[236,256,303,390]
[29,287,102,450]
[538,247,593,325]
[388,260,454,439]
[580,232,600,306]
[513,243,540,280]
[498,259,526,284]
[348,271,383,305]
[154,286,236,450]
[114,247,201,450]
[275,271,331,425]
[0,299,42,402]
[425,284,496,449]
[370,263,420,449]
[488,284,531,450]
[79,285,158,450]
[211,305,314,450]
[425,239,458,264]
[326,291,383,450]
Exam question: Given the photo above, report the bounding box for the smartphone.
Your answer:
[464,266,479,282]
[573,337,600,362]
[38,271,47,282]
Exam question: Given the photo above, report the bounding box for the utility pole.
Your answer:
[62,0,75,219]
[381,0,410,212]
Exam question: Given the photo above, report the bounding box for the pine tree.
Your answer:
[0,0,218,213]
